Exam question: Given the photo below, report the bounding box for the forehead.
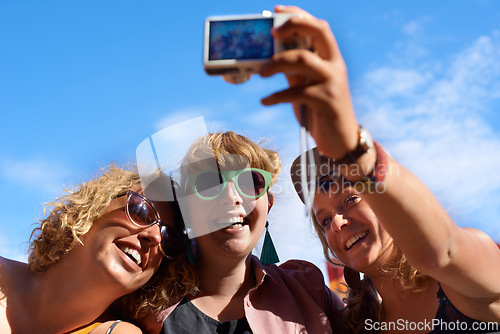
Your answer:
[316,172,344,196]
[101,194,129,214]
[100,184,142,214]
[312,190,338,213]
[187,154,251,173]
[312,183,358,214]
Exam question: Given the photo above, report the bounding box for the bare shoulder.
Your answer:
[0,256,30,294]
[90,321,143,334]
[0,257,11,334]
[0,256,6,277]
[1,257,34,333]
[0,256,12,299]
[462,226,493,238]
[457,227,500,266]
[442,228,500,322]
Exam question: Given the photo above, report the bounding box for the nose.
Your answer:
[220,180,243,205]
[138,223,162,248]
[329,213,349,232]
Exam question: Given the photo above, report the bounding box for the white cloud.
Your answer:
[364,67,432,98]
[354,31,500,236]
[155,107,213,131]
[246,106,286,125]
[0,230,29,262]
[401,17,430,37]
[0,156,72,194]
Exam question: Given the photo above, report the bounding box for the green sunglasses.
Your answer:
[185,168,272,200]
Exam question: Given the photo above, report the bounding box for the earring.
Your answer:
[343,266,361,290]
[260,221,279,265]
[187,239,197,265]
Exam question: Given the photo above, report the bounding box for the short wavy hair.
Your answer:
[180,131,281,189]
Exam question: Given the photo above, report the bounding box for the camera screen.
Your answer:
[208,18,274,61]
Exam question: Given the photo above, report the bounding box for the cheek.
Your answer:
[182,197,208,221]
[142,252,163,279]
[377,227,393,248]
[249,196,269,221]
[324,230,342,258]
[83,227,108,253]
[151,255,163,273]
[250,200,266,217]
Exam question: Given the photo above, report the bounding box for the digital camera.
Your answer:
[203,11,306,83]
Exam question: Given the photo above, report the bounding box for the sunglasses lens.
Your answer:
[318,179,330,193]
[127,193,157,226]
[318,172,338,193]
[237,170,267,198]
[193,171,225,199]
[160,224,182,257]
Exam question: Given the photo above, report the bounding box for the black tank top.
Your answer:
[161,296,253,334]
[429,284,499,333]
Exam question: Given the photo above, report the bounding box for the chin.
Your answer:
[220,239,253,256]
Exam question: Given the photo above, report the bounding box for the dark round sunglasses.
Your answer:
[185,168,272,200]
[116,190,184,258]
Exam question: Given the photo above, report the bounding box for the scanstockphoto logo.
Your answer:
[364,319,499,333]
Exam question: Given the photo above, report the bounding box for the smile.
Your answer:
[345,230,369,251]
[117,244,143,267]
[214,216,248,229]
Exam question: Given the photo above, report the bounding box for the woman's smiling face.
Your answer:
[74,188,165,293]
[183,166,271,263]
[312,186,393,274]
[176,132,280,266]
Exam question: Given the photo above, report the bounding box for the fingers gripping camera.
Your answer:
[203,11,307,83]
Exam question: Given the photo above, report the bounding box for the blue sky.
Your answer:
[2,1,500,280]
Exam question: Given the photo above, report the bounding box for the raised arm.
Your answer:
[259,4,500,320]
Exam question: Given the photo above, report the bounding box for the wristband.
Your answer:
[345,141,387,193]
[334,126,374,165]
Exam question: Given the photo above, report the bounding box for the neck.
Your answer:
[367,272,438,325]
[197,254,254,297]
[192,254,256,321]
[369,273,405,308]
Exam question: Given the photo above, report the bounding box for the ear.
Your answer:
[267,192,274,212]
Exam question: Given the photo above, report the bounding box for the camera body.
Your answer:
[203,12,305,83]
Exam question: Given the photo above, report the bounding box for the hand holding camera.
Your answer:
[204,5,360,162]
[258,5,360,162]
[203,10,307,83]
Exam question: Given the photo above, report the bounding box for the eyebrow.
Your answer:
[113,191,128,199]
[313,206,328,220]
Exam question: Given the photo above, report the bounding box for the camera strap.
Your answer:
[299,103,316,215]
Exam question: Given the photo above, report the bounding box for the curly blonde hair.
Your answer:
[311,211,430,333]
[28,164,198,319]
[28,164,141,272]
[180,131,281,189]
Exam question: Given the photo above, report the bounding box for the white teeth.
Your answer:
[119,245,142,266]
[226,223,244,229]
[214,216,244,226]
[345,231,368,250]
